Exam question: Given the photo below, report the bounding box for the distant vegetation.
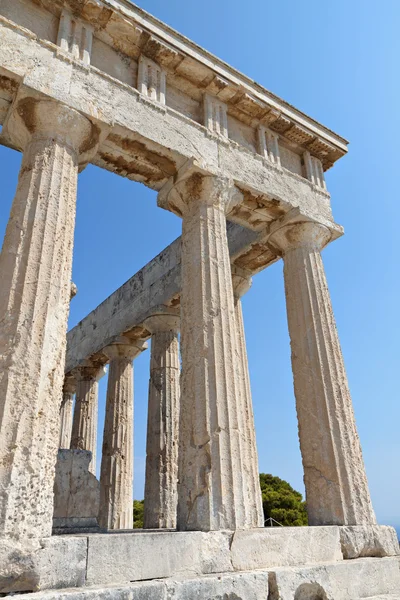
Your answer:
[133,499,144,528]
[260,473,307,526]
[133,473,307,528]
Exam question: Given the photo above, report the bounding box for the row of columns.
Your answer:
[0,98,376,545]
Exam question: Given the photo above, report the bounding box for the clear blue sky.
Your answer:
[1,0,399,528]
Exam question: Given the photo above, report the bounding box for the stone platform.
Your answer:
[1,526,399,598]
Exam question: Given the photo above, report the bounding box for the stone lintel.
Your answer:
[65,207,344,375]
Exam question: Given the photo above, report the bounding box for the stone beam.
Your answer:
[0,17,336,230]
[66,223,261,374]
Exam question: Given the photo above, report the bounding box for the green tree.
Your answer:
[133,499,144,528]
[259,473,307,527]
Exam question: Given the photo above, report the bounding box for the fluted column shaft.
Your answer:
[173,173,253,531]
[0,99,93,541]
[143,314,180,529]
[70,366,105,475]
[232,268,264,528]
[99,341,146,530]
[59,379,76,449]
[270,221,376,526]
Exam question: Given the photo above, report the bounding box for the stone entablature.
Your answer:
[57,8,93,66]
[0,0,346,202]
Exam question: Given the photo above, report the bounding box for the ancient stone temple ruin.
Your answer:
[0,0,399,598]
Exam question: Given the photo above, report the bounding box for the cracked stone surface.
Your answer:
[70,365,106,476]
[59,380,75,450]
[0,98,94,542]
[143,313,180,529]
[99,341,147,531]
[162,169,266,531]
[269,221,376,526]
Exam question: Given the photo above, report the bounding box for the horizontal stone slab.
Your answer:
[85,530,233,586]
[2,526,399,594]
[0,536,87,594]
[230,525,343,571]
[270,556,400,600]
[339,525,400,559]
[4,558,400,600]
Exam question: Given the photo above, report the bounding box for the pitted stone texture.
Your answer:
[232,266,264,528]
[0,536,87,594]
[340,525,400,559]
[53,449,100,530]
[269,557,400,600]
[59,380,75,449]
[86,530,233,586]
[99,341,147,531]
[269,220,376,527]
[0,98,94,541]
[143,314,180,529]
[231,526,342,571]
[71,366,105,475]
[164,170,261,531]
[165,571,269,599]
[0,572,269,600]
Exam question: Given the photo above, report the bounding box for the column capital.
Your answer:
[231,265,252,300]
[144,310,180,334]
[63,375,77,396]
[269,220,332,255]
[3,90,102,168]
[74,363,107,382]
[103,338,148,361]
[158,160,242,217]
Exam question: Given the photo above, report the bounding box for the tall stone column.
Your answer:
[269,220,376,526]
[231,267,264,528]
[70,365,106,475]
[159,169,260,531]
[59,377,76,449]
[99,340,147,530]
[0,98,95,541]
[143,312,180,529]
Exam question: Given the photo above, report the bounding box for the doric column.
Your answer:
[59,377,76,449]
[143,312,180,529]
[0,98,95,541]
[70,365,106,475]
[231,267,264,528]
[99,340,147,530]
[159,168,257,531]
[269,220,376,526]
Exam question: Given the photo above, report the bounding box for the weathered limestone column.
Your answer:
[0,98,95,541]
[70,365,106,475]
[159,168,260,531]
[99,340,147,530]
[59,378,76,449]
[231,267,264,528]
[143,312,180,529]
[269,220,376,526]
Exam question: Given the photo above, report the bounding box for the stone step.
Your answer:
[3,557,400,600]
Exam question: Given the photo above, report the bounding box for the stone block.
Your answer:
[53,449,100,531]
[269,556,400,600]
[339,525,400,558]
[230,526,342,571]
[86,530,232,585]
[0,536,87,594]
[166,571,270,599]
